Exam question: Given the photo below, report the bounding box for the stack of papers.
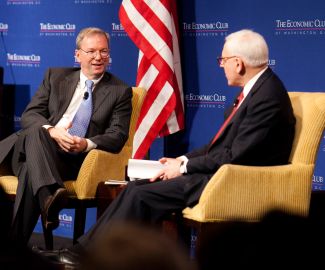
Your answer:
[127,159,165,180]
[104,179,128,185]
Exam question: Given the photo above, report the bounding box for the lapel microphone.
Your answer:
[83,91,89,100]
[233,91,244,107]
[233,98,239,107]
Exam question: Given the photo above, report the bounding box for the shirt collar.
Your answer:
[79,71,104,89]
[242,67,268,98]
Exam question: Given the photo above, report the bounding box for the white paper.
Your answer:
[104,179,128,185]
[127,159,165,180]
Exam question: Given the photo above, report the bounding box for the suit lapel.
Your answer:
[232,68,273,117]
[57,71,80,117]
[55,70,112,118]
[218,68,273,139]
[92,72,112,114]
[247,68,273,98]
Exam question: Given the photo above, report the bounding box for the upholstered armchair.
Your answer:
[0,87,146,249]
[182,92,325,250]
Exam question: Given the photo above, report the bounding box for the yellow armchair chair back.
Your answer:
[182,92,325,223]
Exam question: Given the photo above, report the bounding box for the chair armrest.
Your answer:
[182,163,314,222]
[71,148,132,199]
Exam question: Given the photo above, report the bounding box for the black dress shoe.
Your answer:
[31,245,58,256]
[32,247,80,269]
[31,245,47,255]
[50,248,80,269]
[41,187,68,230]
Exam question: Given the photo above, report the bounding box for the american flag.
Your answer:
[119,0,184,159]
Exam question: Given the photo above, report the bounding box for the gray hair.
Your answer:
[225,29,268,67]
[76,27,110,49]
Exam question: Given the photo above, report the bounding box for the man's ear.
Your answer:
[75,49,81,63]
[236,58,245,75]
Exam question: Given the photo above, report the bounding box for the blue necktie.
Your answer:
[69,79,93,137]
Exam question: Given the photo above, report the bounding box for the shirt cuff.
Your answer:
[179,156,188,174]
[85,139,97,152]
[42,125,53,130]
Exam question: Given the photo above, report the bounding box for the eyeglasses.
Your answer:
[217,56,237,65]
[79,48,110,59]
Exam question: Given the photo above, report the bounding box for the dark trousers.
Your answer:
[78,177,193,249]
[9,126,85,246]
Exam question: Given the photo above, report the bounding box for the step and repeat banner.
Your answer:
[0,0,324,238]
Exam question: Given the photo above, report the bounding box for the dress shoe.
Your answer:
[41,187,68,230]
[57,248,80,266]
[31,245,46,254]
[31,245,57,256]
[32,247,80,269]
[49,248,80,269]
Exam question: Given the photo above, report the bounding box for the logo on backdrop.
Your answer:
[185,91,226,109]
[40,23,76,37]
[275,19,325,35]
[74,0,113,4]
[183,21,229,37]
[59,212,73,229]
[7,0,40,5]
[14,115,22,131]
[0,23,8,35]
[312,174,324,190]
[268,59,276,69]
[111,22,128,37]
[7,53,41,68]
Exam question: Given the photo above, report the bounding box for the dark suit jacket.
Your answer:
[0,67,132,164]
[182,68,296,205]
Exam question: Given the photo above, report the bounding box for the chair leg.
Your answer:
[73,207,86,244]
[181,218,204,258]
[161,215,195,257]
[42,221,54,250]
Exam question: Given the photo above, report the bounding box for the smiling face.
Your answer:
[75,33,110,80]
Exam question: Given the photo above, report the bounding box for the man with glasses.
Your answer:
[42,29,296,267]
[0,27,132,247]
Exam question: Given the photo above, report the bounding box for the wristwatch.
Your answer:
[179,160,186,174]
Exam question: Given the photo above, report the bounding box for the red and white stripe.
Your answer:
[119,0,184,159]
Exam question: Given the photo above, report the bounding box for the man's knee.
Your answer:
[27,126,48,139]
[126,182,157,204]
[25,126,53,149]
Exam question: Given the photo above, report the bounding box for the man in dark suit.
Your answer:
[45,29,296,267]
[0,27,132,247]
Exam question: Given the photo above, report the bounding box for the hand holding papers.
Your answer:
[104,159,165,185]
[127,158,184,181]
[127,159,165,180]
